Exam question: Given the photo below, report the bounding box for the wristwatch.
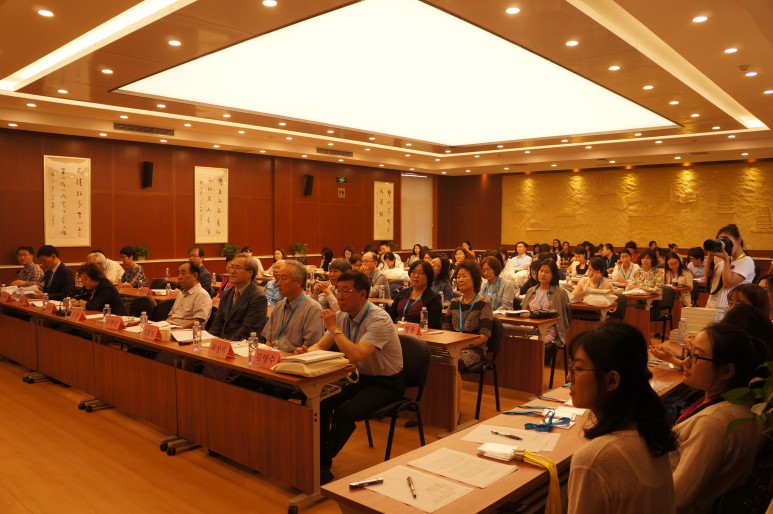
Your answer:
[332,329,343,336]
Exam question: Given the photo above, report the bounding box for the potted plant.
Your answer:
[387,240,398,251]
[724,361,773,437]
[221,243,239,257]
[290,242,309,265]
[135,245,150,261]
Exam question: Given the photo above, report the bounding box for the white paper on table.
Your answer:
[172,329,216,343]
[622,288,648,295]
[462,424,561,452]
[408,448,516,489]
[362,465,472,513]
[230,340,249,357]
[29,300,44,307]
[85,314,103,320]
[123,320,171,333]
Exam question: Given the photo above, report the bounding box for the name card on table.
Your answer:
[253,347,282,369]
[69,307,86,321]
[104,314,125,330]
[141,324,160,341]
[44,302,57,314]
[17,295,30,306]
[208,338,235,359]
[0,291,11,302]
[397,321,422,337]
[137,287,152,296]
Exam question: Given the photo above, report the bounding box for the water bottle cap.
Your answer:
[141,311,146,315]
[250,332,257,337]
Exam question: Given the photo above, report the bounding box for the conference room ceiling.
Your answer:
[1,0,772,176]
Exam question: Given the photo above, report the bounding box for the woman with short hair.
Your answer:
[480,255,515,311]
[389,260,441,328]
[521,259,571,343]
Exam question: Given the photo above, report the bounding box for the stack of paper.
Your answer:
[477,442,520,462]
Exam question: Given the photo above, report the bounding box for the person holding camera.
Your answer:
[705,224,755,310]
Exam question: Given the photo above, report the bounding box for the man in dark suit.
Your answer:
[208,253,267,340]
[35,245,75,300]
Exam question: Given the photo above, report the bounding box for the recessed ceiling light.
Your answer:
[642,85,654,90]
[565,40,579,47]
[669,100,679,105]
[474,155,480,158]
[57,89,68,94]
[338,159,344,162]
[608,65,620,71]
[505,7,520,15]
[26,103,36,107]
[444,149,451,153]
[741,152,749,156]
[99,133,107,137]
[184,123,191,127]
[585,145,592,149]
[301,154,307,158]
[286,136,292,140]
[379,164,384,167]
[441,171,447,175]
[634,132,642,136]
[561,139,569,143]
[38,9,54,17]
[524,150,531,154]
[238,130,245,134]
[497,145,503,148]
[609,160,616,164]
[327,142,334,146]
[327,129,334,134]
[157,103,166,108]
[259,150,266,153]
[655,140,662,144]
[550,163,557,167]
[724,48,738,54]
[690,113,700,118]
[405,154,411,157]
[278,122,286,126]
[674,156,681,160]
[712,125,720,130]
[692,15,708,23]
[504,167,509,171]
[213,144,220,148]
[369,137,376,141]
[409,168,414,171]
[119,115,128,119]
[8,123,18,127]
[434,158,440,161]
[263,0,278,6]
[745,71,757,77]
[168,40,181,47]
[728,134,736,138]
[465,169,471,173]
[101,69,113,74]
[223,113,231,118]
[764,90,773,95]
[365,148,371,151]
[405,143,412,147]
[160,139,167,143]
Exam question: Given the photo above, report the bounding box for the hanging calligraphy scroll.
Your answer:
[194,166,228,243]
[43,155,91,247]
[373,181,394,240]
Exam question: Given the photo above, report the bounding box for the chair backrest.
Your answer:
[608,292,627,320]
[659,285,675,310]
[398,334,431,390]
[149,278,169,289]
[487,317,503,356]
[388,280,404,298]
[151,298,175,322]
[129,296,157,318]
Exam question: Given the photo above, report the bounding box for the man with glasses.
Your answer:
[188,246,213,296]
[10,246,44,286]
[295,270,404,484]
[360,251,391,299]
[209,253,267,341]
[167,261,212,329]
[261,260,323,352]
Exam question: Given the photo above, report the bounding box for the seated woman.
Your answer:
[480,256,515,311]
[756,273,773,319]
[450,246,474,279]
[670,322,771,514]
[610,248,639,284]
[519,260,541,299]
[461,240,476,258]
[551,238,562,259]
[441,260,493,370]
[382,251,399,270]
[727,283,770,316]
[626,249,664,294]
[320,247,333,272]
[568,245,589,277]
[420,245,432,263]
[571,257,613,303]
[212,253,236,307]
[389,260,442,328]
[664,252,694,307]
[348,253,362,272]
[429,253,453,301]
[559,241,572,266]
[407,243,422,265]
[498,246,509,266]
[567,321,677,514]
[315,258,351,312]
[342,245,355,261]
[118,245,147,288]
[265,248,286,275]
[521,259,571,344]
[72,263,126,315]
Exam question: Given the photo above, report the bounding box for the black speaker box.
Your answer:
[141,161,153,188]
[303,174,314,196]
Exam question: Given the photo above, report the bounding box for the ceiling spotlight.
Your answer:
[278,122,286,126]
[585,145,592,149]
[8,123,18,127]
[259,150,266,153]
[712,125,720,130]
[57,89,68,94]
[435,158,440,161]
[674,156,681,160]
[655,140,662,144]
[99,133,107,137]
[301,154,307,158]
[101,69,113,74]
[379,164,384,167]
[609,160,616,164]
[184,123,192,127]
[608,65,620,71]
[238,130,245,134]
[405,143,412,147]
[465,169,471,173]
[741,152,749,156]
[263,0,278,6]
[642,85,654,90]
[745,71,758,77]
[327,129,334,134]
[724,48,738,54]
[338,159,344,162]
[409,168,414,171]
[561,139,569,143]
[213,144,220,148]
[404,154,411,157]
[444,149,451,153]
[728,135,736,138]
[223,113,231,118]
[119,115,128,119]
[441,171,447,175]
[505,7,520,15]
[634,132,642,136]
[669,100,679,105]
[286,136,292,140]
[26,103,36,107]
[474,155,480,158]
[328,142,334,146]
[168,40,181,46]
[524,150,531,154]
[497,145,504,149]
[565,40,579,47]
[550,163,557,167]
[369,137,376,141]
[690,113,700,118]
[365,148,371,151]
[504,167,510,171]
[160,139,167,143]
[157,103,166,108]
[764,90,773,95]
[692,15,708,23]
[37,9,54,17]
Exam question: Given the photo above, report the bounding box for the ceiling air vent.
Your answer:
[316,147,353,157]
[687,151,710,155]
[113,122,175,136]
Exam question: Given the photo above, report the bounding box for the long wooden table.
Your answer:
[0,300,353,511]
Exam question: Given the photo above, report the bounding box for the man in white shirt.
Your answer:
[167,261,212,328]
[504,242,533,287]
[377,241,402,269]
[87,251,124,284]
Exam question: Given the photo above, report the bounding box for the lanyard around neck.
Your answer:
[484,277,500,296]
[402,289,421,320]
[346,301,372,342]
[458,293,479,331]
[277,294,306,339]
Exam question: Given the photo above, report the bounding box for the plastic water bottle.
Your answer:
[192,321,202,351]
[420,307,429,331]
[248,332,258,365]
[102,303,111,322]
[12,286,22,302]
[165,267,170,280]
[139,311,148,330]
[63,296,71,315]
[165,282,172,296]
[378,285,385,300]
[42,293,49,308]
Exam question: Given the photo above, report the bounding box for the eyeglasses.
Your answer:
[683,347,720,365]
[230,265,246,271]
[337,288,357,296]
[410,269,426,276]
[568,360,600,383]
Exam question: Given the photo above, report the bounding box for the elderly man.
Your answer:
[261,260,323,352]
[208,253,267,341]
[167,261,212,329]
[34,245,75,300]
[11,246,44,286]
[263,259,286,306]
[360,251,391,299]
[188,246,213,295]
[87,250,124,284]
[295,270,404,484]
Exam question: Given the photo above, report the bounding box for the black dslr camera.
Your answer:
[703,236,733,255]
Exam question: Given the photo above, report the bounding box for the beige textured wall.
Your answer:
[501,161,773,251]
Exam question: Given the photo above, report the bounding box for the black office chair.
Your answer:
[460,317,502,420]
[364,334,430,460]
[651,286,675,342]
[546,336,568,389]
[388,279,406,298]
[607,292,627,321]
[129,296,157,318]
[151,299,175,322]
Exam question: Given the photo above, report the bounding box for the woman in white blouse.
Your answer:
[610,248,639,284]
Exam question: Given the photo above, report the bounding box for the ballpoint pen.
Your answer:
[407,476,417,498]
[491,430,522,440]
[538,395,564,402]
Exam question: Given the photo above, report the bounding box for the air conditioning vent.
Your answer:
[688,151,710,155]
[316,147,353,157]
[113,122,175,136]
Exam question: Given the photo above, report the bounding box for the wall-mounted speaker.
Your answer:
[303,174,314,196]
[141,161,153,188]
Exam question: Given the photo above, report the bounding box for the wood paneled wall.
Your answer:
[436,174,502,251]
[0,129,401,273]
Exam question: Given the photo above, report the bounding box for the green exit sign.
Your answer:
[336,177,347,184]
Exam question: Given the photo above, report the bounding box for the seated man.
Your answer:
[188,246,213,295]
[360,251,391,299]
[208,253,267,340]
[504,242,532,288]
[167,261,212,329]
[687,247,706,280]
[35,245,75,300]
[263,259,286,306]
[295,271,404,484]
[10,245,44,286]
[261,260,323,352]
[87,250,124,284]
[377,241,402,269]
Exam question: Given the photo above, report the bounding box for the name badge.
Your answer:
[69,307,86,321]
[43,302,57,314]
[137,286,151,296]
[397,321,422,336]
[208,338,235,359]
[141,324,160,340]
[104,314,125,330]
[253,347,282,369]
